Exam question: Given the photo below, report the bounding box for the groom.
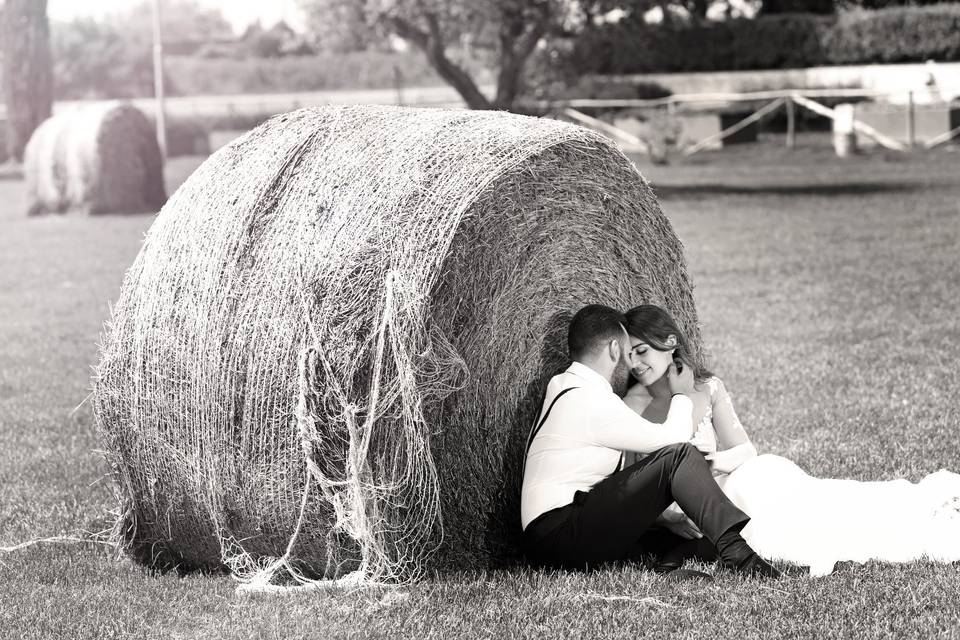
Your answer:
[521,304,779,577]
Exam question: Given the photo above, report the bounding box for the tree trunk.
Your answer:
[493,4,549,110]
[387,14,493,111]
[658,0,674,27]
[691,0,709,20]
[386,4,551,112]
[1,0,54,162]
[424,43,494,110]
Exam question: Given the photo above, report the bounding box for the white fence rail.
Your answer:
[544,87,960,156]
[0,84,490,121]
[5,84,956,159]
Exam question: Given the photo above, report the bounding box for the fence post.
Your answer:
[394,64,404,106]
[907,90,915,149]
[833,103,857,157]
[151,0,167,161]
[786,96,796,149]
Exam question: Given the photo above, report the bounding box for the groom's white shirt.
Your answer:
[521,361,695,530]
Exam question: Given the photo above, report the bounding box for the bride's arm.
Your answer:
[704,378,757,474]
[621,389,652,467]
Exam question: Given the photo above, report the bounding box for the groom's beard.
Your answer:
[611,358,631,397]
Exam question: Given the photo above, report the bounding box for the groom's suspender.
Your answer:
[522,386,625,478]
[523,387,580,473]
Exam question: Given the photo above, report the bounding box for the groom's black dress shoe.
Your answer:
[715,528,782,578]
[653,546,713,581]
[648,536,717,580]
[725,553,783,579]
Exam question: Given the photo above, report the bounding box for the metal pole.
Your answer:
[907,90,915,149]
[786,95,796,149]
[151,0,167,160]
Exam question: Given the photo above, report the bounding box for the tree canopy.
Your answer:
[299,0,573,110]
[294,0,853,110]
[49,1,252,99]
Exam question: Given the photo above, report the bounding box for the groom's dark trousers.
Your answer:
[523,442,749,570]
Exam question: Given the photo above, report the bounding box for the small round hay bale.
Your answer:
[94,105,703,581]
[24,102,166,215]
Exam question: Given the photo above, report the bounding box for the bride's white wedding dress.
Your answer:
[629,377,960,576]
[720,454,960,576]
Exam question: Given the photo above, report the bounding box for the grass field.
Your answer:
[1,137,959,639]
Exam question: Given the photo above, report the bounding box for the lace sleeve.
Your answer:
[709,377,751,450]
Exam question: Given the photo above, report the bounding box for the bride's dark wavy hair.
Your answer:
[624,304,714,384]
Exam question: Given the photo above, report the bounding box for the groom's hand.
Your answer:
[657,505,703,540]
[662,517,703,540]
[667,362,695,396]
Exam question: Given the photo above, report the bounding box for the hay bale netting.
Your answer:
[94,105,703,582]
[24,102,166,215]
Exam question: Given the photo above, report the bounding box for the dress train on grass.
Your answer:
[719,454,960,576]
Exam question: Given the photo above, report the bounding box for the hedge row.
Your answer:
[164,52,447,96]
[575,5,960,74]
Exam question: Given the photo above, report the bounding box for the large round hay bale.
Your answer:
[94,105,703,582]
[24,102,166,215]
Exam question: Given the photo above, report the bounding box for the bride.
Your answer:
[622,304,960,576]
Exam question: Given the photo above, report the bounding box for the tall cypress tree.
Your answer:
[1,0,53,162]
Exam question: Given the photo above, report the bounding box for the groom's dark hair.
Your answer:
[568,304,627,360]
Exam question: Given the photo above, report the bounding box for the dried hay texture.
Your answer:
[93,105,703,584]
[23,102,166,215]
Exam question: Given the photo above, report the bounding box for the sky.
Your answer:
[47,0,307,34]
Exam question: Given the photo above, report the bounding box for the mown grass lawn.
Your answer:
[1,138,959,639]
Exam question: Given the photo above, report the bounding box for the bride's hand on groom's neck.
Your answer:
[667,362,695,396]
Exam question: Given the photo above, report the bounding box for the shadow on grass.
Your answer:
[652,181,923,199]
